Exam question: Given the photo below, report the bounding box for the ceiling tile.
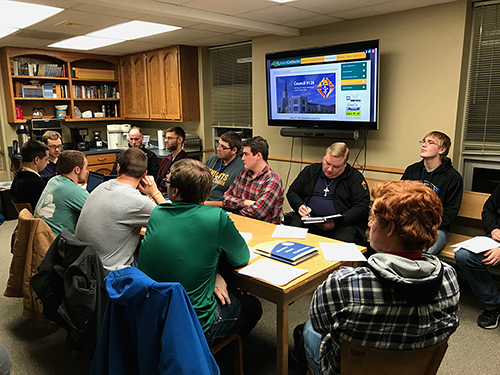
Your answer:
[291,0,389,14]
[240,4,319,24]
[69,3,147,19]
[137,14,199,28]
[140,28,221,45]
[282,14,343,29]
[181,0,272,16]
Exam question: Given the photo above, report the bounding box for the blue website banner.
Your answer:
[276,73,336,114]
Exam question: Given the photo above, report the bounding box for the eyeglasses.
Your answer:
[419,139,438,146]
[48,145,63,150]
[162,178,171,185]
[217,143,232,151]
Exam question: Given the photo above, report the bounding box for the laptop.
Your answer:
[86,171,116,193]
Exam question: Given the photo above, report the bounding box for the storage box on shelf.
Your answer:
[0,47,122,123]
[120,45,199,122]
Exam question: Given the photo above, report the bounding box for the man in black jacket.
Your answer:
[401,131,463,255]
[287,142,370,243]
[110,126,159,177]
[455,184,500,329]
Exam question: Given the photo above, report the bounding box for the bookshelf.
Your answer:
[0,47,122,123]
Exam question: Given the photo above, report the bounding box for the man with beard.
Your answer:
[34,150,89,236]
[40,130,62,182]
[156,126,190,195]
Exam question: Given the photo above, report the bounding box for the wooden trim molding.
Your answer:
[268,155,405,176]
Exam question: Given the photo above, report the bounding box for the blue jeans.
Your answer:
[303,319,321,375]
[455,248,500,310]
[204,292,262,347]
[426,229,449,255]
[205,292,242,346]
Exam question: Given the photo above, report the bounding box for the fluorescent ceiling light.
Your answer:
[0,26,18,39]
[87,21,181,41]
[49,36,123,50]
[269,0,296,3]
[0,0,63,29]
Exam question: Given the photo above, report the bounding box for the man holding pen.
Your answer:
[287,142,370,244]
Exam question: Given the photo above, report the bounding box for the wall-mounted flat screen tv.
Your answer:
[266,39,379,130]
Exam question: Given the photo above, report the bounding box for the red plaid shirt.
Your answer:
[223,164,284,224]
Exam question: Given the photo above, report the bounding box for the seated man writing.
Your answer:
[295,180,459,375]
[138,159,262,346]
[34,150,89,236]
[455,183,500,329]
[287,142,370,243]
[75,148,165,270]
[11,140,49,211]
[222,136,284,224]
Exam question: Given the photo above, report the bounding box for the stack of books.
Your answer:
[253,240,318,265]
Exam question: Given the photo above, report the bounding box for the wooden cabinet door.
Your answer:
[120,54,149,119]
[162,47,181,120]
[120,56,135,118]
[131,54,149,119]
[147,50,166,120]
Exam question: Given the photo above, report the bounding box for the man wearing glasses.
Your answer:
[401,131,463,254]
[110,126,159,178]
[204,131,245,207]
[156,126,190,195]
[40,130,62,182]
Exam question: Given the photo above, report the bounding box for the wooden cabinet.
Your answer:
[0,47,122,123]
[86,153,116,175]
[122,45,199,122]
[119,53,149,119]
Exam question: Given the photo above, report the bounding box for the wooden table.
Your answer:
[228,215,366,375]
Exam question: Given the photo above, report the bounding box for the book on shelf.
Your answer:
[72,67,115,80]
[301,214,343,224]
[253,240,318,265]
[12,59,65,77]
[21,85,44,98]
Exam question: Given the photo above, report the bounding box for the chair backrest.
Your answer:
[12,201,33,214]
[341,338,449,375]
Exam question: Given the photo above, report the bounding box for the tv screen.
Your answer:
[266,40,379,130]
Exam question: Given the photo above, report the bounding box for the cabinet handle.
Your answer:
[97,158,107,161]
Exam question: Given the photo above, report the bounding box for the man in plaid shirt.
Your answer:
[297,181,459,375]
[222,136,283,224]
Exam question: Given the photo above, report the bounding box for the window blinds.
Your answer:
[464,2,500,151]
[210,42,252,127]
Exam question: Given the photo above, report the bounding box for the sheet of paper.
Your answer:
[319,242,367,262]
[239,232,253,244]
[271,225,308,239]
[452,236,500,254]
[238,258,308,286]
[248,246,259,260]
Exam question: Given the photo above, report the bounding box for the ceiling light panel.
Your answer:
[87,20,181,41]
[0,0,64,29]
[48,36,123,50]
[0,26,18,39]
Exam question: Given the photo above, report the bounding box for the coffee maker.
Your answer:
[107,124,131,149]
[70,127,89,151]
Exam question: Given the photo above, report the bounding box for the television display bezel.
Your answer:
[266,39,379,131]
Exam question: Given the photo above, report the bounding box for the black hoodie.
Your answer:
[401,158,463,231]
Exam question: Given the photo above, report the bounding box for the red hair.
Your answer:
[371,180,443,252]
